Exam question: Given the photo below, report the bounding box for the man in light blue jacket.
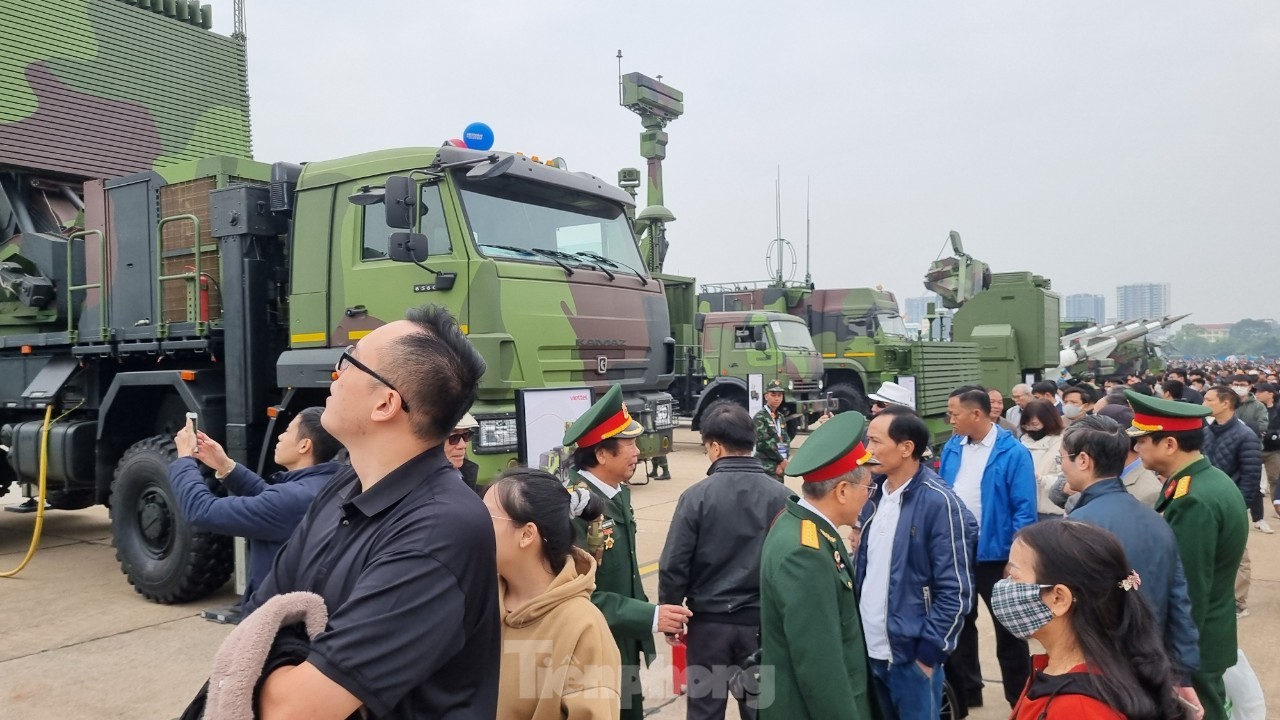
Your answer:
[938,386,1037,716]
[856,406,977,720]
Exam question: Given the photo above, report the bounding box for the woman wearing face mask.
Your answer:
[995,521,1186,720]
[484,468,622,720]
[1020,400,1067,522]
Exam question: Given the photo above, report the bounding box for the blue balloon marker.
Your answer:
[462,122,494,151]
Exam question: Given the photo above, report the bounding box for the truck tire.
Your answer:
[827,382,870,416]
[111,435,232,604]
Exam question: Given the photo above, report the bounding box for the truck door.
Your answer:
[330,179,470,344]
[730,323,774,376]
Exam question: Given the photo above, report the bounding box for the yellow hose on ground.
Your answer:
[0,403,55,577]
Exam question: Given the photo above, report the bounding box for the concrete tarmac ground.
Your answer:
[1,426,1276,719]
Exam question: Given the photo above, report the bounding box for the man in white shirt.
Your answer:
[857,406,976,719]
[939,386,1037,715]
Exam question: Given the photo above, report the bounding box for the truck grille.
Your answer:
[793,380,821,393]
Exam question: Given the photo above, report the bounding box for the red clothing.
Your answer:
[1010,655,1126,720]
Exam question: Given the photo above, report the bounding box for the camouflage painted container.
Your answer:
[1,0,251,180]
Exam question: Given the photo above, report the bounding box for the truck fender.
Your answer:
[690,376,748,430]
[95,370,226,504]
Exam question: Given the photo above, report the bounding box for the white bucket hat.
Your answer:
[868,381,915,410]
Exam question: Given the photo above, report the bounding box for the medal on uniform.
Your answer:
[603,527,615,550]
[833,550,845,573]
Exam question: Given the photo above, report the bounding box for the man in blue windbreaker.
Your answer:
[857,406,977,720]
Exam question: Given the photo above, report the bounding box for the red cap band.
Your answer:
[803,442,872,483]
[1131,412,1203,433]
[577,408,632,448]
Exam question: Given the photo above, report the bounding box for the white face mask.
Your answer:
[1063,404,1084,419]
[1233,386,1250,398]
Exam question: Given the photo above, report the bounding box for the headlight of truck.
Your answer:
[788,380,795,391]
[475,415,518,453]
[654,402,675,430]
[818,379,824,390]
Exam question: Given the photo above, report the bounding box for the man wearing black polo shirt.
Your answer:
[248,305,497,720]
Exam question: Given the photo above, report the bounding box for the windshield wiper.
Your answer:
[479,243,536,257]
[526,248,575,276]
[575,251,648,286]
[571,255,615,281]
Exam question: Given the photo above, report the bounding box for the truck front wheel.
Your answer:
[111,435,232,604]
[827,382,870,416]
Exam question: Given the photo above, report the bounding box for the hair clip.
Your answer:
[1118,570,1141,592]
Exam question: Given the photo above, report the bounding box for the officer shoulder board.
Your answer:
[1174,475,1191,499]
[801,519,820,549]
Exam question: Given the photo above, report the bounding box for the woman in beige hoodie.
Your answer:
[485,468,622,720]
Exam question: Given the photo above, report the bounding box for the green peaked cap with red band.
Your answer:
[1123,388,1209,437]
[785,411,872,483]
[563,385,644,448]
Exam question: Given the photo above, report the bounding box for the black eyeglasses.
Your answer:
[335,346,410,413]
[873,401,888,409]
[447,430,473,445]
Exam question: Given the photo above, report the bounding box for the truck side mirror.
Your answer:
[754,340,768,352]
[384,176,417,229]
[388,232,429,263]
[388,232,457,291]
[694,313,706,332]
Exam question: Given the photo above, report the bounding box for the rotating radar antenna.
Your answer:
[765,237,798,285]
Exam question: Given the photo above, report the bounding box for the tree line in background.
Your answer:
[1169,319,1280,359]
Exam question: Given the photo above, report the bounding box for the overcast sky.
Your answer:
[206,1,1277,325]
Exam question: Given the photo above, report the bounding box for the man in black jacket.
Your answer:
[659,404,793,720]
[1202,384,1262,618]
[1258,383,1280,520]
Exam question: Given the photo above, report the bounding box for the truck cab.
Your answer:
[277,147,676,479]
[672,310,824,430]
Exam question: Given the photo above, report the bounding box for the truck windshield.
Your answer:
[770,320,817,351]
[457,175,647,275]
[877,313,909,337]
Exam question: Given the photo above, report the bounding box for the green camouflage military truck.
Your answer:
[698,283,979,444]
[664,274,824,430]
[0,2,675,603]
[0,146,676,604]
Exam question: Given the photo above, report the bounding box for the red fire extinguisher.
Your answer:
[198,273,210,322]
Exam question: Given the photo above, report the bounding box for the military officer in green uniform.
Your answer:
[1126,390,1248,720]
[754,379,791,479]
[759,411,877,719]
[565,385,693,720]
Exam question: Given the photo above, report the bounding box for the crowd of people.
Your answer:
[167,309,1267,720]
[738,367,1259,720]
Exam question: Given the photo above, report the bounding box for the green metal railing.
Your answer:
[66,229,107,341]
[155,214,205,337]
